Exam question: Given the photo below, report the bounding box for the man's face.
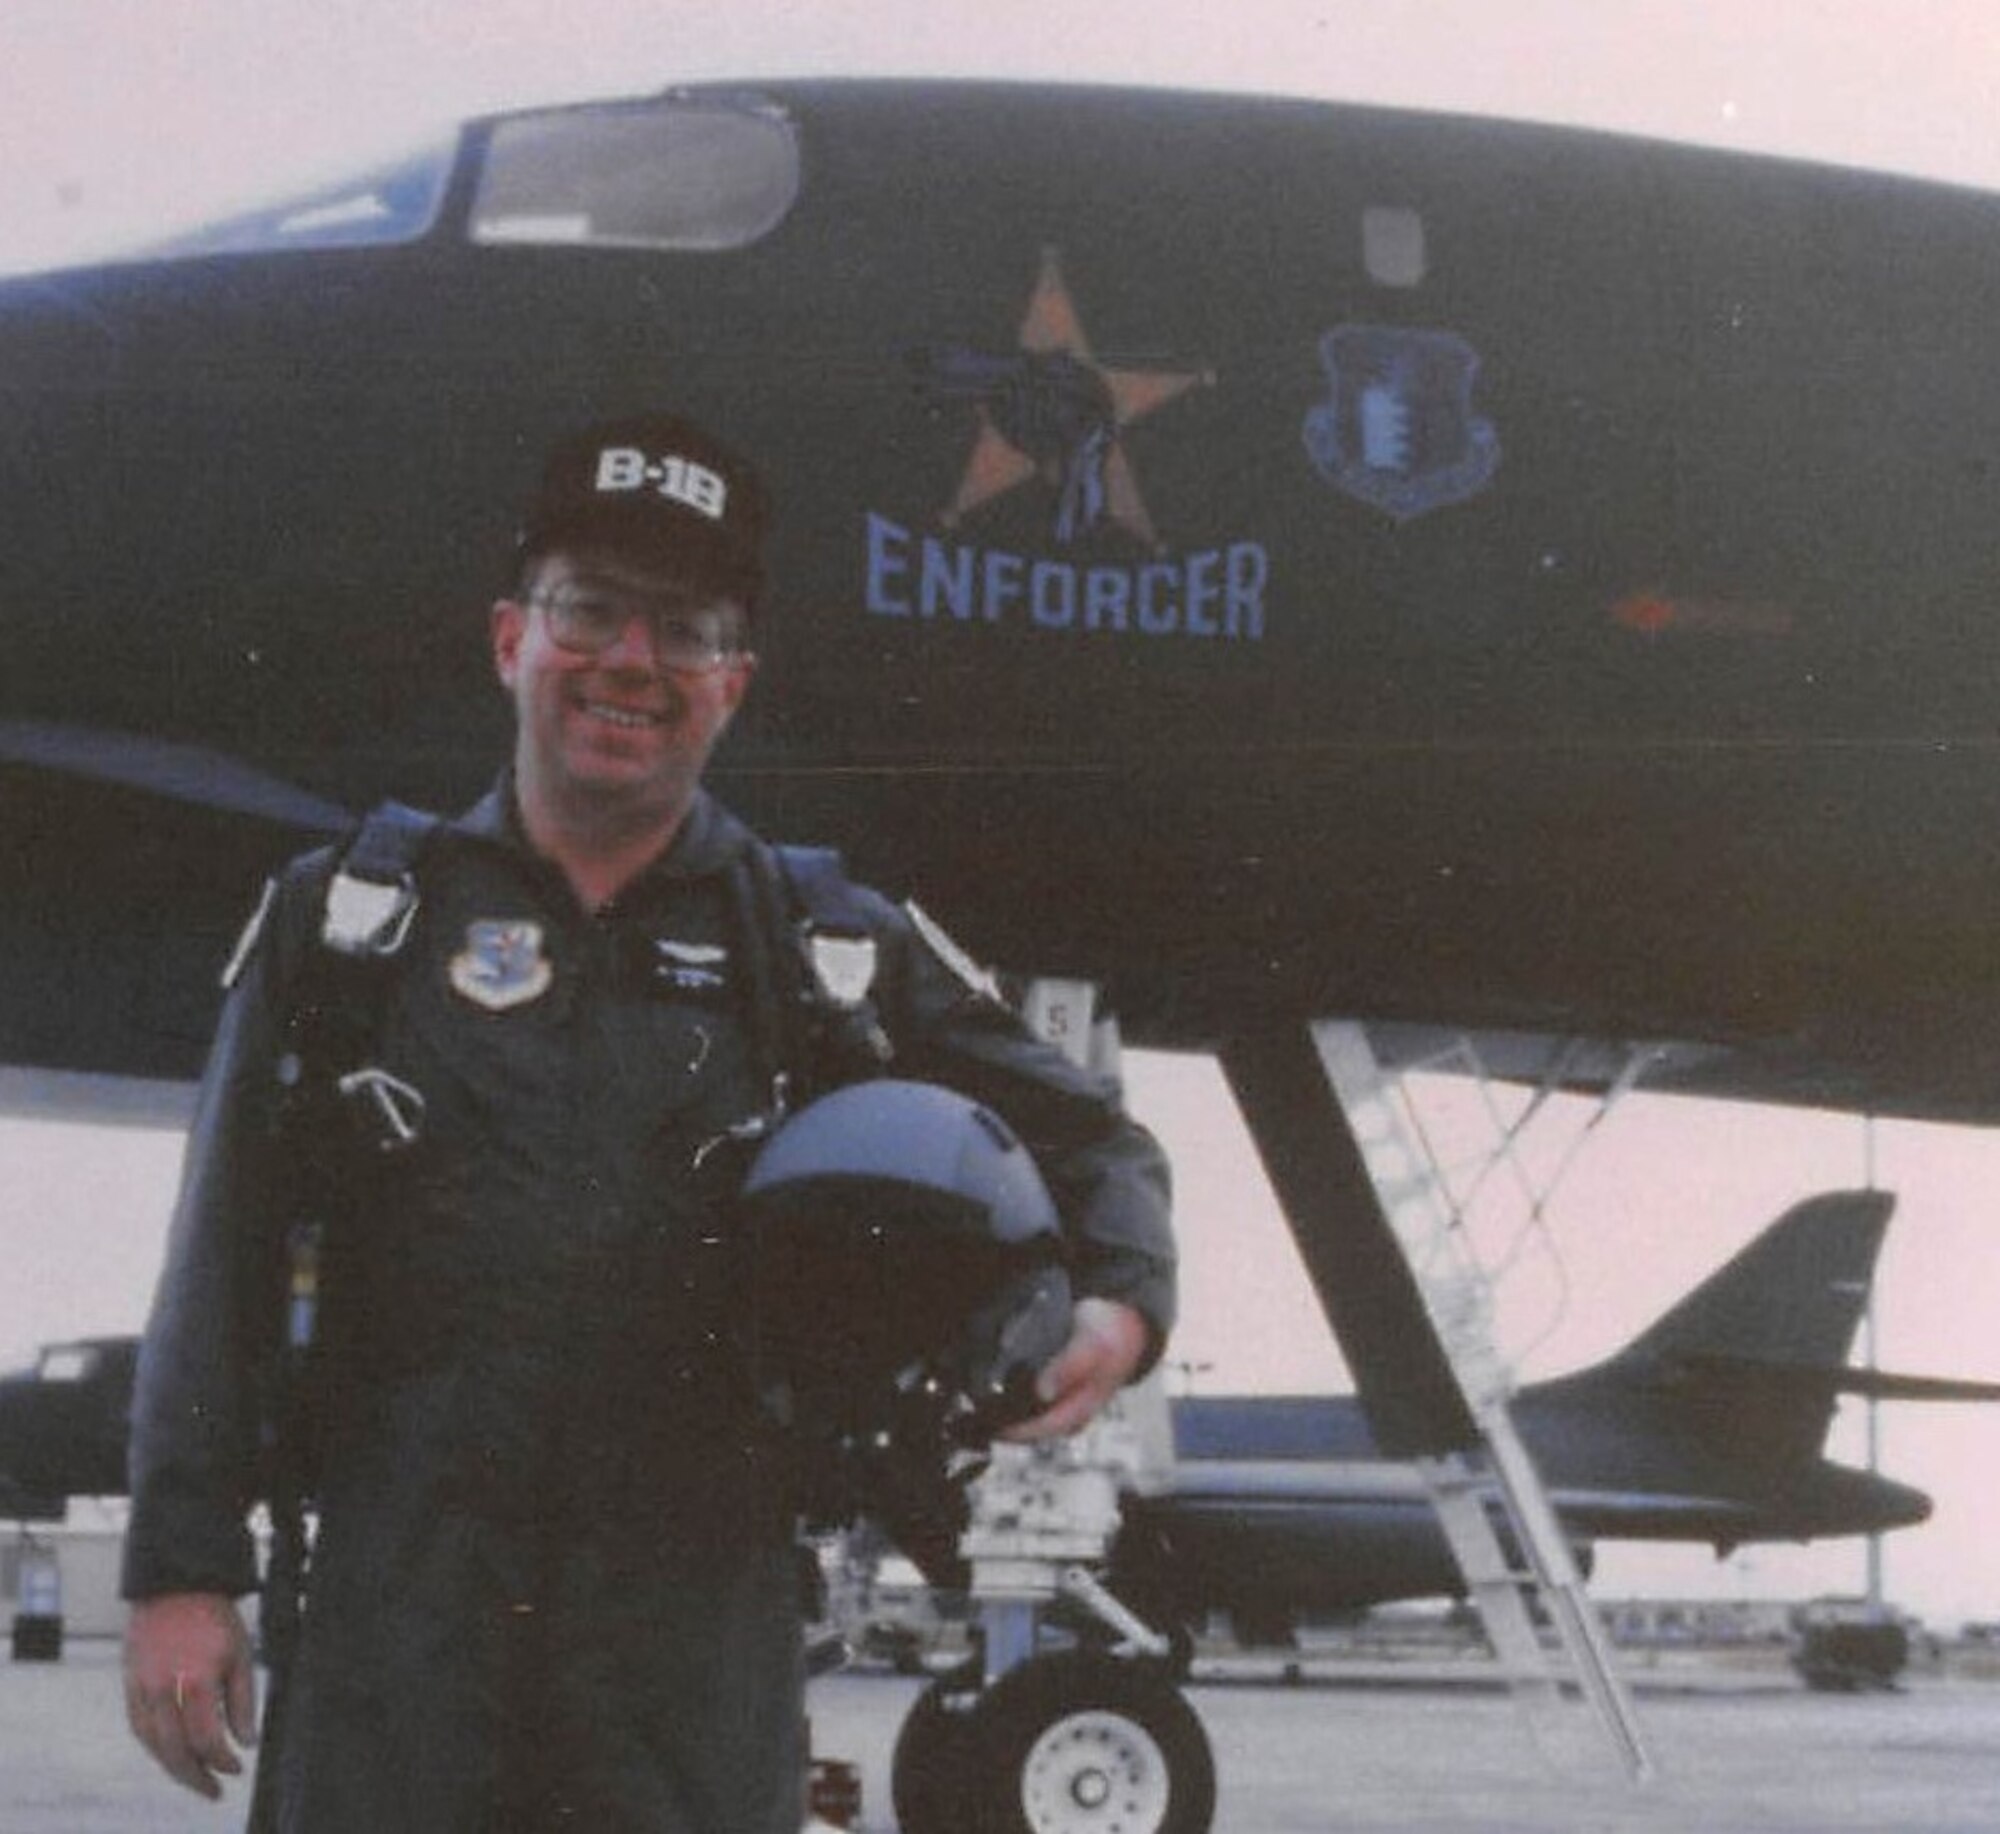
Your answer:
[492,547,756,823]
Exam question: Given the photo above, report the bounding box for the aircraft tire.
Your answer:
[963,1649,1215,1834]
[890,1677,982,1834]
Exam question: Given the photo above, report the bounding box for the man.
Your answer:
[120,411,1175,1832]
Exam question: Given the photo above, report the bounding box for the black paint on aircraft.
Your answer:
[7,82,2000,1123]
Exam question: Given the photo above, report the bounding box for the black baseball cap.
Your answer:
[516,412,772,604]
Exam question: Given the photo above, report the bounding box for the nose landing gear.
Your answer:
[892,1649,1215,1834]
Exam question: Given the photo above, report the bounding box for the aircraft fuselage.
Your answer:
[9,83,2000,1115]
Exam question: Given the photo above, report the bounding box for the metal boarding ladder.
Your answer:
[1313,1021,1655,1781]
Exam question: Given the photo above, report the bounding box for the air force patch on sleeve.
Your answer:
[450,919,554,1011]
[905,900,1006,1006]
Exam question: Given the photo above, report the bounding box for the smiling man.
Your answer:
[496,426,765,907]
[119,411,1176,1833]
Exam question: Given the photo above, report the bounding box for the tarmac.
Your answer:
[10,1639,2000,1833]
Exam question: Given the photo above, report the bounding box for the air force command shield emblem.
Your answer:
[1303,325,1500,522]
[450,919,554,1011]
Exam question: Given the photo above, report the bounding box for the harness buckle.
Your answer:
[322,870,420,957]
[336,1067,427,1152]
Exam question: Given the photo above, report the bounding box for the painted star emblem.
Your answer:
[938,247,1213,551]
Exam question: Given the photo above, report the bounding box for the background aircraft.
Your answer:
[0,1338,136,1523]
[7,1193,1992,1641]
[1112,1191,2000,1647]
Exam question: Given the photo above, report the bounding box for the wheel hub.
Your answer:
[1020,1708,1171,1834]
[1071,1768,1112,1809]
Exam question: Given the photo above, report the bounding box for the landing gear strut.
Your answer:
[882,978,1215,1832]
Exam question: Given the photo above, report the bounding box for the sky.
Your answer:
[5,0,2000,1628]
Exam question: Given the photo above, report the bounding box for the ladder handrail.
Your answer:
[1313,1020,1657,1784]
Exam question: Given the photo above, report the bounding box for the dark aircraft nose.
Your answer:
[0,269,128,386]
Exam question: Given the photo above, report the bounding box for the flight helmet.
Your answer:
[738,1079,1073,1473]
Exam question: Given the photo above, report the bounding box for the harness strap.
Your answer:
[291,803,441,1163]
[773,841,895,1095]
[774,843,876,932]
[320,799,438,957]
[255,800,446,1786]
[731,842,803,1119]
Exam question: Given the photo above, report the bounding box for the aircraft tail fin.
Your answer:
[1614,1188,1892,1374]
[1562,1189,2000,1492]
[1576,1190,1893,1479]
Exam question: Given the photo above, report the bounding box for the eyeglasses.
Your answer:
[526,582,745,674]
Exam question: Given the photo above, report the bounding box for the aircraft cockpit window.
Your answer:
[469,101,799,251]
[134,134,456,260]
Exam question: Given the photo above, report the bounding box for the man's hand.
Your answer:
[1001,1296,1150,1443]
[123,1592,258,1800]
